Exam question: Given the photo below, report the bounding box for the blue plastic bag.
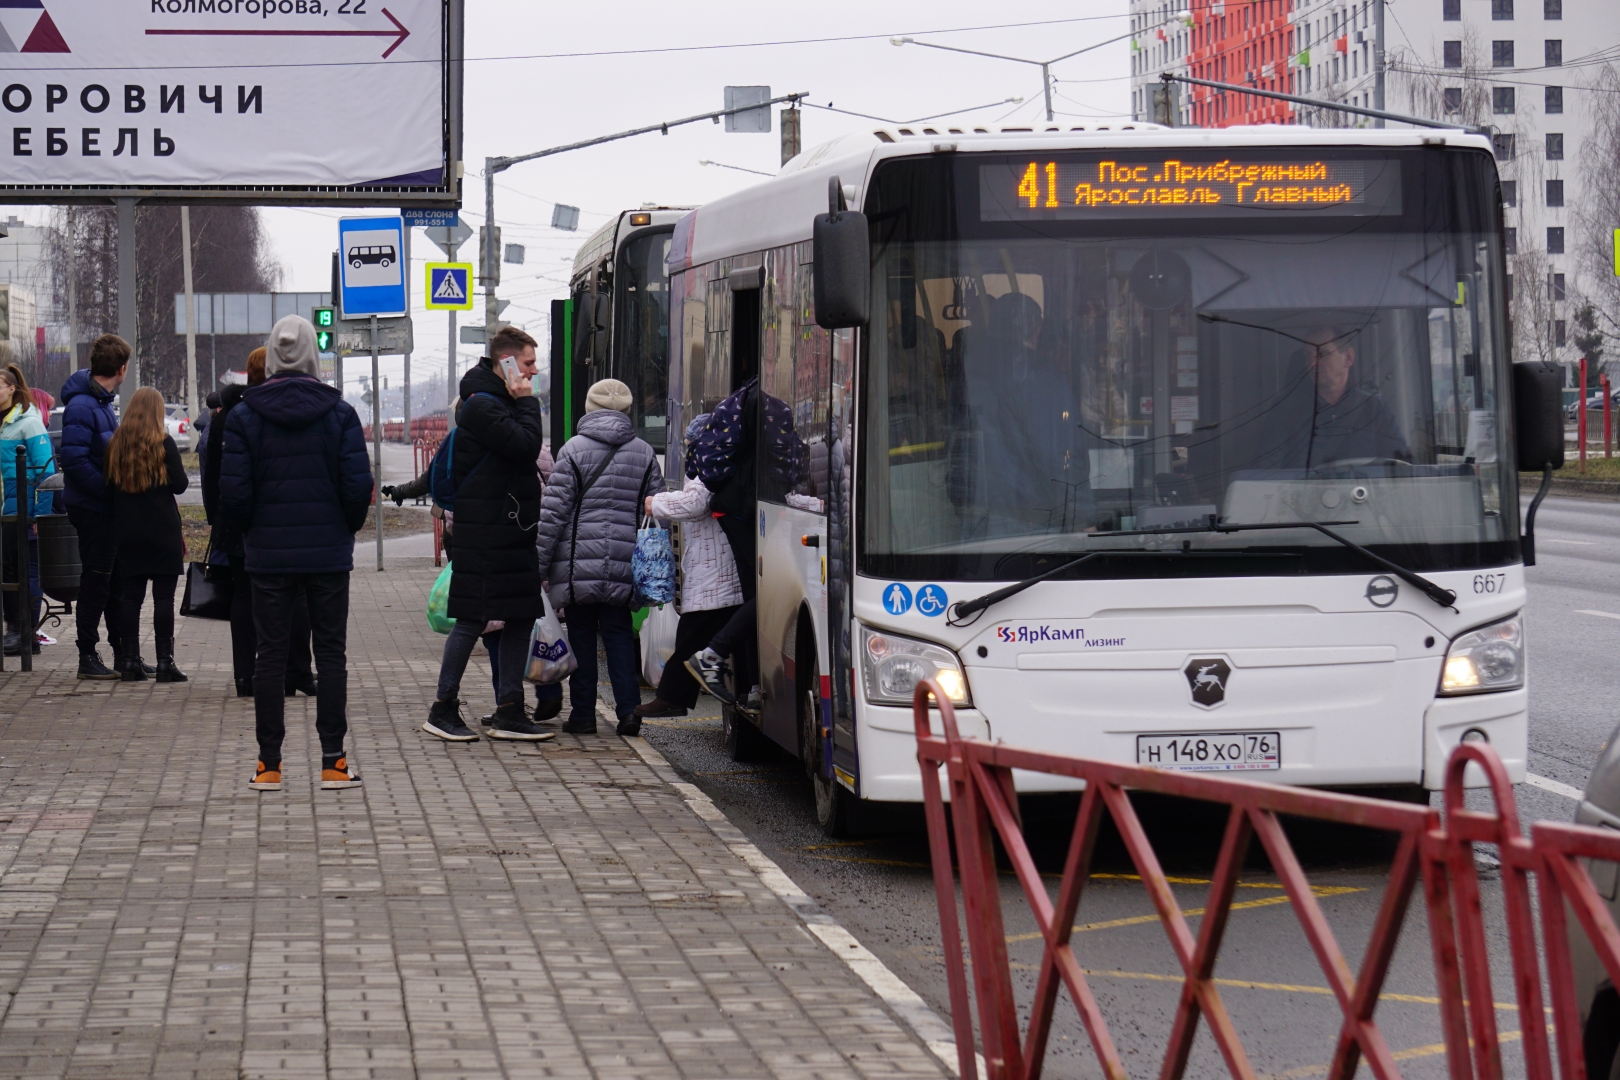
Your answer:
[632,518,676,605]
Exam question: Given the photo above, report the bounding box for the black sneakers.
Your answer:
[422,699,479,742]
[486,701,557,742]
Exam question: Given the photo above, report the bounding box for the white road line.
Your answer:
[1526,773,1585,801]
[615,716,973,1078]
[1543,537,1596,545]
[1576,609,1620,621]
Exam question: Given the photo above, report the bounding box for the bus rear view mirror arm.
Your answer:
[812,175,870,330]
[1513,361,1564,568]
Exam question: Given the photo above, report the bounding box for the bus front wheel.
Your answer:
[800,658,852,837]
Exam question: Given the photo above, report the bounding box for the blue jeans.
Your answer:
[565,603,639,723]
[482,628,563,706]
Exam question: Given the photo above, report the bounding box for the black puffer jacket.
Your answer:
[202,383,247,558]
[446,360,546,622]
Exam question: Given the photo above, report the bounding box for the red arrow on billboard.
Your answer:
[146,6,410,58]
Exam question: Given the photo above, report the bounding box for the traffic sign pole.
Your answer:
[373,313,384,572]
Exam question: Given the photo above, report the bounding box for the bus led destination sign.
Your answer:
[979,157,1402,220]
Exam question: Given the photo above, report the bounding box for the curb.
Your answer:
[606,705,968,1077]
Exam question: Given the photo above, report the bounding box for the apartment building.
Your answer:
[1129,0,1619,369]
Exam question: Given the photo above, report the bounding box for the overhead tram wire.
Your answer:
[14,13,1133,73]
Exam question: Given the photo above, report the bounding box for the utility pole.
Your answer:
[371,314,382,571]
[180,207,199,420]
[66,208,76,373]
[482,91,809,357]
[1373,0,1386,127]
[781,104,801,165]
[401,224,411,442]
[116,197,137,411]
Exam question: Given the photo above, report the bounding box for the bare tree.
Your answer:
[43,204,280,401]
[1510,243,1559,366]
[1574,64,1620,354]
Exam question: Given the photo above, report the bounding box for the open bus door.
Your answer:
[549,297,589,449]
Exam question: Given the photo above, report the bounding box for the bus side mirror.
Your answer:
[813,176,870,330]
[1513,360,1564,471]
[1514,359,1564,567]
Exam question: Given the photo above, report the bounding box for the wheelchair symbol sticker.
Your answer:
[916,584,949,617]
[882,583,913,615]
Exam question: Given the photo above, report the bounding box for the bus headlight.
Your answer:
[861,626,971,707]
[1439,614,1524,695]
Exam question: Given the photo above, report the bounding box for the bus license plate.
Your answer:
[1136,732,1281,772]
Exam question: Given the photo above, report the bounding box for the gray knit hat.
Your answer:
[266,314,319,377]
[585,378,632,413]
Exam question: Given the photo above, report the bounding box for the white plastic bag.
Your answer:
[640,602,678,688]
[526,593,577,684]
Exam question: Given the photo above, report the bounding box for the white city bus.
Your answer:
[663,123,1561,834]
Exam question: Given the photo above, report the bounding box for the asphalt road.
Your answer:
[639,502,1613,1080]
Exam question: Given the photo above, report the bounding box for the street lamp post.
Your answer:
[892,15,1188,123]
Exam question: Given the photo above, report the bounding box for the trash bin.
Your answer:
[36,514,79,604]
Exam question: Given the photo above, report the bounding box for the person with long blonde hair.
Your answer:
[105,386,188,682]
[0,363,56,656]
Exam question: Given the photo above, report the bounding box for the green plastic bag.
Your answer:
[427,562,455,634]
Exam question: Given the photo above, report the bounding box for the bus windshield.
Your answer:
[859,146,1517,582]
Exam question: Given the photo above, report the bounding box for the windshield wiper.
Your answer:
[1093,516,1458,609]
[948,516,1456,625]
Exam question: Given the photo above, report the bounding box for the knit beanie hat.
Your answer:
[585,378,632,413]
[266,315,319,377]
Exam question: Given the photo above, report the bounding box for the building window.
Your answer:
[1552,273,1566,300]
[1505,227,1518,254]
[1443,0,1460,17]
[1546,85,1563,113]
[1544,0,1561,18]
[1494,87,1516,113]
[1545,40,1562,66]
[1443,87,1463,112]
[1501,180,1517,206]
[1492,0,1513,18]
[1547,179,1564,206]
[1444,40,1463,68]
[1494,132,1516,160]
[1555,320,1567,347]
[1546,132,1564,159]
[1492,40,1515,67]
[1548,226,1565,253]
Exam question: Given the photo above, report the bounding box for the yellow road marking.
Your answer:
[1053,968,1522,1012]
[1262,1029,1533,1080]
[1005,885,1363,944]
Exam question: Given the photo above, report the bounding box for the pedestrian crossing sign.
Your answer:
[424,262,474,311]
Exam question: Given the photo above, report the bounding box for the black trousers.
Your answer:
[716,512,758,689]
[67,507,123,653]
[251,573,349,767]
[227,555,312,685]
[115,574,178,645]
[656,605,737,708]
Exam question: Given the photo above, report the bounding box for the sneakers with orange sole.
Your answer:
[320,756,361,789]
[250,762,282,790]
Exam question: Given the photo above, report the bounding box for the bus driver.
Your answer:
[1275,325,1412,469]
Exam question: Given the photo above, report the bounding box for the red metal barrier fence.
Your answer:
[911,679,1620,1080]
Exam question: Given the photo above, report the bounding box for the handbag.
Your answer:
[179,544,233,621]
[632,514,676,606]
[526,592,577,684]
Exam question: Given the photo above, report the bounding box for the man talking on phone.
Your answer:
[423,326,555,744]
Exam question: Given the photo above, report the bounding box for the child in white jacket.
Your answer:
[629,414,744,726]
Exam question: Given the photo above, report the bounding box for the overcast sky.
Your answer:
[23,1,1134,398]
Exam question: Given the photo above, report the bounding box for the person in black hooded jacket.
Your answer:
[422,326,553,744]
[203,351,318,699]
[220,315,372,793]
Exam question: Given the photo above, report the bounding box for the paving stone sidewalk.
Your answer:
[0,563,948,1080]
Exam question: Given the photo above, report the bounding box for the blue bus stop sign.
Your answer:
[338,216,407,318]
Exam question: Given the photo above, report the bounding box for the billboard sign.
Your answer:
[338,216,406,317]
[0,0,461,206]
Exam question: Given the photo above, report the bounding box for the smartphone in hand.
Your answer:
[498,355,520,382]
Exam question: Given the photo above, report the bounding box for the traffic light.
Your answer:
[312,306,335,352]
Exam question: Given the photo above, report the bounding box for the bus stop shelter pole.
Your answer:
[372,313,383,571]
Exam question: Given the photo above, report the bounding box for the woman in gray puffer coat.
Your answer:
[534,379,662,734]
